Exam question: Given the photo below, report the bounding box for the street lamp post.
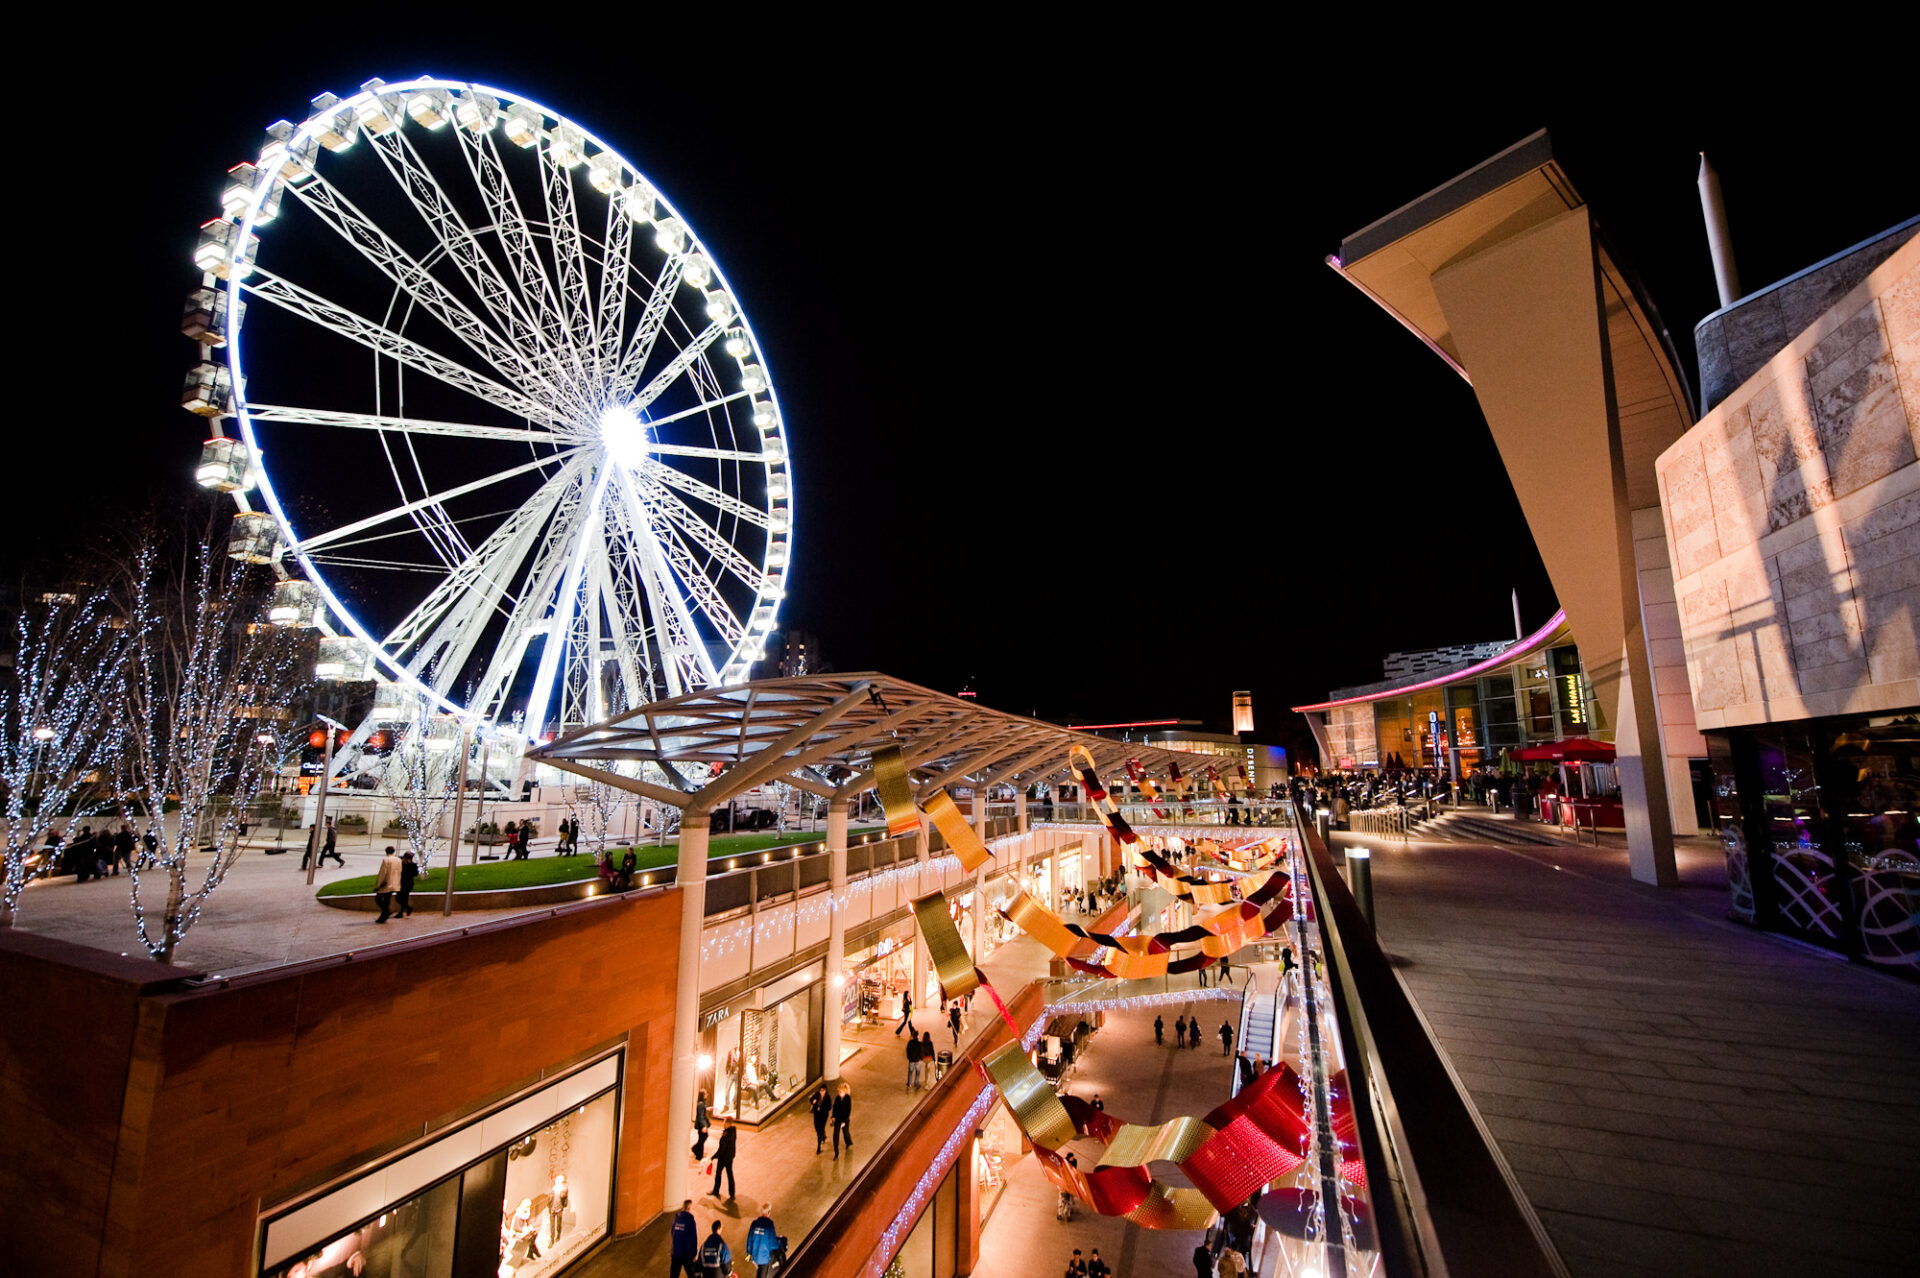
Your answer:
[304,714,345,887]
[442,720,475,916]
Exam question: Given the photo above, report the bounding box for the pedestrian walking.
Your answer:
[708,1118,737,1199]
[906,1031,922,1091]
[1174,1017,1186,1048]
[112,825,134,875]
[893,987,914,1036]
[1192,1241,1216,1277]
[831,1082,853,1159]
[323,817,343,866]
[949,1001,963,1045]
[1236,1050,1254,1089]
[922,1030,938,1082]
[397,851,418,917]
[1064,1248,1088,1277]
[1219,1021,1234,1056]
[746,1204,780,1278]
[373,846,402,923]
[1154,1014,1165,1045]
[301,822,320,870]
[809,1084,831,1153]
[668,1200,699,1278]
[1219,955,1233,985]
[1087,1249,1112,1278]
[698,1220,732,1278]
[692,1089,711,1161]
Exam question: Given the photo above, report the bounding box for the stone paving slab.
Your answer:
[1346,832,1920,1278]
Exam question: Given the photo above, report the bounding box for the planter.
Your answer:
[317,879,626,912]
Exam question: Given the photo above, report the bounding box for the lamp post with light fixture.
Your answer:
[305,715,345,887]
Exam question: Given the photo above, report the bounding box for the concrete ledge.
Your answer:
[318,879,616,912]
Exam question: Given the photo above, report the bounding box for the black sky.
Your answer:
[29,27,1912,758]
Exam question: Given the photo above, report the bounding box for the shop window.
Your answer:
[270,1177,458,1278]
[1825,715,1920,970]
[264,1080,617,1278]
[1706,734,1754,923]
[1758,731,1841,944]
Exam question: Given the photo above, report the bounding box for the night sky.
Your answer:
[29,30,1912,759]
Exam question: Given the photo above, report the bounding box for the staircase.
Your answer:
[1408,809,1570,847]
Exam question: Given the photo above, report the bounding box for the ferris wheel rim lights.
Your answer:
[207,75,792,738]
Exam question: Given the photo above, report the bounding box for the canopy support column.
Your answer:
[824,796,848,1082]
[663,807,708,1212]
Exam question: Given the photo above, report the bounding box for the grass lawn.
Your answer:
[315,828,849,897]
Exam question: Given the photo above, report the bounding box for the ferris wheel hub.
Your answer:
[597,404,648,470]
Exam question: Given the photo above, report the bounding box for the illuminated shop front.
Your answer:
[700,960,825,1125]
[1706,713,1920,979]
[843,921,922,1028]
[259,1056,621,1278]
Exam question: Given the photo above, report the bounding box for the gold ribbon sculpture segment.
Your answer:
[983,1041,1080,1152]
[872,744,922,838]
[911,890,982,1000]
[922,788,994,872]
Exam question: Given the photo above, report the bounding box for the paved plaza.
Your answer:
[1340,824,1920,1278]
[12,828,573,974]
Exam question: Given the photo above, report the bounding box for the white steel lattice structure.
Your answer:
[187,76,792,742]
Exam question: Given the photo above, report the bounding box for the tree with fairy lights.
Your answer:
[566,770,625,861]
[0,583,136,927]
[379,704,462,869]
[117,539,310,964]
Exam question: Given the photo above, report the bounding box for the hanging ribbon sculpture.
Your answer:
[890,739,1315,1229]
[982,1038,1345,1230]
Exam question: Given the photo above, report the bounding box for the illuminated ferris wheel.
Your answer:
[182,76,791,743]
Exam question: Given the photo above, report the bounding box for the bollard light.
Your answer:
[1348,847,1374,931]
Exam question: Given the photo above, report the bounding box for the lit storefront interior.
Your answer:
[261,1057,622,1278]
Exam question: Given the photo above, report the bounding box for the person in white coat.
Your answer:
[374,847,403,923]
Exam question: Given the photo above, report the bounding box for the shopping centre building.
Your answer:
[1314,130,1917,970]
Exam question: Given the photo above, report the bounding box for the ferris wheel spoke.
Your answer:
[538,134,600,376]
[649,485,767,591]
[637,390,754,435]
[455,126,588,393]
[642,511,746,648]
[629,320,725,413]
[247,404,570,445]
[608,256,685,404]
[463,474,594,719]
[641,461,771,530]
[592,195,635,388]
[588,554,649,714]
[611,470,715,695]
[243,271,560,427]
[296,448,582,554]
[648,441,768,464]
[286,174,583,417]
[374,124,586,403]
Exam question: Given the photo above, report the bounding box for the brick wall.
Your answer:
[2,888,681,1278]
[1658,236,1919,729]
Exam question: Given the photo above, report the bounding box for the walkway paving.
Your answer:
[11,833,570,973]
[1337,827,1920,1278]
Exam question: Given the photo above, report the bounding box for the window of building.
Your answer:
[261,1060,620,1278]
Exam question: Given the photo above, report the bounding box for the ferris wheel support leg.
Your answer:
[664,810,710,1211]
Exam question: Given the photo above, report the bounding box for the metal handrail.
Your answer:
[1292,801,1569,1277]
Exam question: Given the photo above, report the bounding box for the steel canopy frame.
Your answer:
[529,672,1225,814]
